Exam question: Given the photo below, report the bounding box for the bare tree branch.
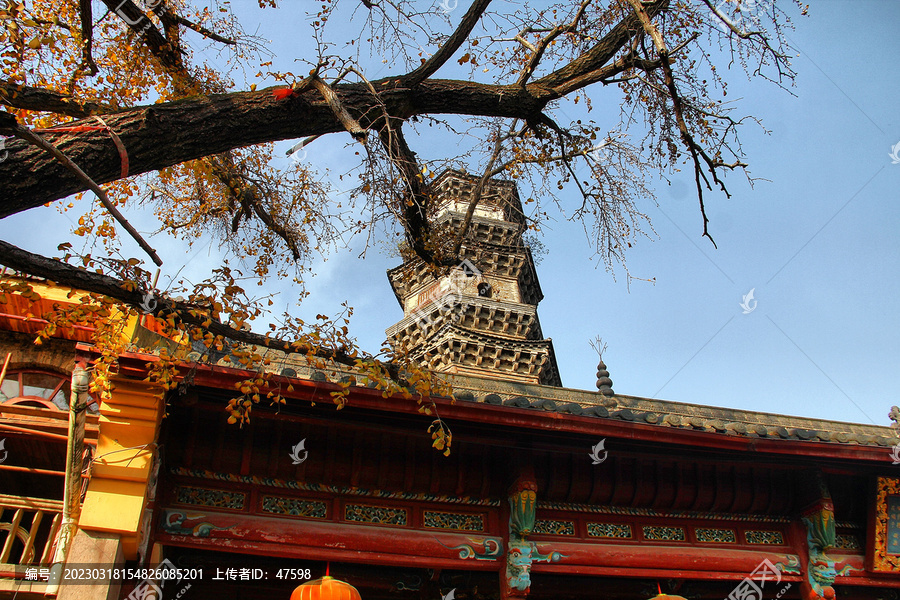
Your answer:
[312,76,367,141]
[79,0,99,76]
[536,0,668,93]
[402,0,494,86]
[516,0,592,87]
[6,116,162,265]
[451,122,510,255]
[99,0,191,92]
[377,121,449,266]
[0,80,111,117]
[207,153,304,260]
[625,0,726,246]
[169,12,236,45]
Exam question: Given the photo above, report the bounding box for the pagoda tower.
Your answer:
[386,170,561,386]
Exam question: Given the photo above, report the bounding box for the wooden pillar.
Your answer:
[46,364,91,596]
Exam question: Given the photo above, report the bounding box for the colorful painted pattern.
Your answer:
[161,510,234,537]
[344,503,408,525]
[261,495,327,518]
[586,523,632,539]
[834,533,861,550]
[536,501,790,522]
[745,530,785,545]
[172,467,500,506]
[532,519,575,536]
[775,555,802,575]
[175,486,245,510]
[642,526,686,541]
[872,477,900,572]
[423,510,484,531]
[440,537,503,560]
[695,527,736,543]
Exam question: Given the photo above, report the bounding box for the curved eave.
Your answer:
[386,240,543,307]
[78,344,899,463]
[385,263,408,308]
[409,321,561,386]
[384,294,542,340]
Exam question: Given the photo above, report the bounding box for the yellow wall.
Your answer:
[78,376,165,559]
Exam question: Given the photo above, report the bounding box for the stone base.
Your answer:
[57,529,123,600]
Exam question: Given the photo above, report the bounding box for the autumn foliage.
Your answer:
[0,0,801,448]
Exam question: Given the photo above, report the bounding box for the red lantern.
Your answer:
[290,575,361,600]
[647,583,688,600]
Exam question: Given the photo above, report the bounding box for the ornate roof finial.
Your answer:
[590,336,614,396]
[889,406,900,430]
[596,359,614,396]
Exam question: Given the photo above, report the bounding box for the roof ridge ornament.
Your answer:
[596,359,614,397]
[589,336,614,396]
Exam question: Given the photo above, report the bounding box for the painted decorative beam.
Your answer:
[155,507,503,569]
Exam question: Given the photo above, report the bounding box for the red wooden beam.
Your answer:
[155,506,503,570]
[0,311,95,342]
[147,505,900,587]
[0,422,97,445]
[0,463,66,476]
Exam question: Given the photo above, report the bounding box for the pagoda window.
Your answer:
[0,369,98,413]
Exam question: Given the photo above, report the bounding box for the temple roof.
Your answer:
[65,330,896,462]
[113,341,900,448]
[232,350,898,450]
[444,371,899,448]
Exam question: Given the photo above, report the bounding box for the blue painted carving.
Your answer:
[440,537,504,560]
[799,474,852,600]
[506,540,534,593]
[774,555,802,575]
[503,473,564,599]
[531,545,564,564]
[161,510,233,538]
[508,482,537,538]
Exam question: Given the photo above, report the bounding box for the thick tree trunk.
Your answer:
[0,79,550,217]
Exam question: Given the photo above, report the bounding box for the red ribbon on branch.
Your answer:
[34,115,129,178]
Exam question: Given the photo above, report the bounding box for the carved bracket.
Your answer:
[799,472,848,600]
[502,470,564,599]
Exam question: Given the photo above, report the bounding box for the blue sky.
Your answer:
[1,0,897,427]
